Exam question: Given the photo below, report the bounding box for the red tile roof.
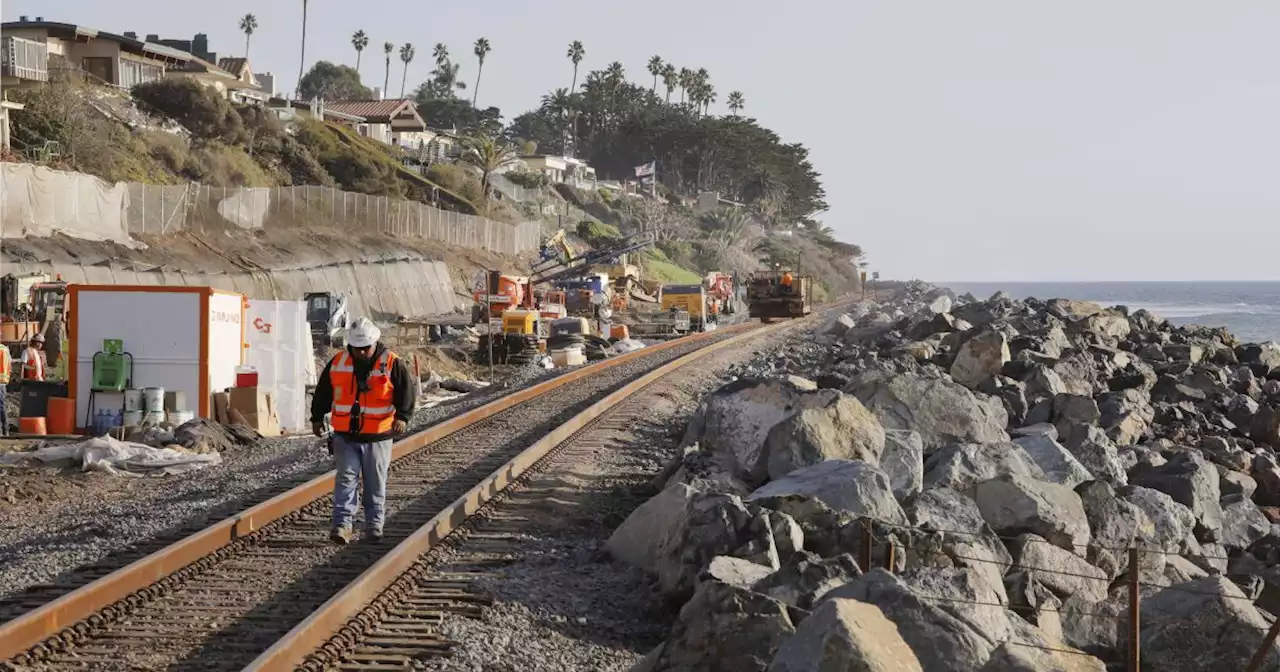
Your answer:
[324,99,422,125]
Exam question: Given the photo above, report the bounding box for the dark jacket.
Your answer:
[310,342,416,442]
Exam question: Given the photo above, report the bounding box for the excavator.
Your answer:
[473,232,655,364]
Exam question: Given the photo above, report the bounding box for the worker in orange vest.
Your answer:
[22,334,45,382]
[310,318,416,545]
[0,345,10,436]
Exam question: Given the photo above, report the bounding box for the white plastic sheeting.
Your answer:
[0,435,223,476]
[0,163,134,245]
[244,300,315,432]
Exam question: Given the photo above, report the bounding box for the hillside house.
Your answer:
[324,99,427,148]
[217,58,267,105]
[520,155,597,188]
[1,17,188,89]
[267,98,367,126]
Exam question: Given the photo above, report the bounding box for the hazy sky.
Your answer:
[5,1,1277,281]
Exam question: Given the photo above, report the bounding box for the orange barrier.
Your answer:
[46,397,75,435]
[18,417,47,435]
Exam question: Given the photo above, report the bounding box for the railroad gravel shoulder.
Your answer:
[413,323,815,672]
[0,363,568,605]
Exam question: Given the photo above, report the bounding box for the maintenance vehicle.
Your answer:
[746,270,813,320]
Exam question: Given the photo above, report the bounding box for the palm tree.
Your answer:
[605,61,625,88]
[351,30,369,73]
[461,135,520,203]
[727,90,745,117]
[661,64,677,103]
[239,14,257,59]
[295,0,309,95]
[647,55,663,92]
[541,87,573,153]
[383,42,394,93]
[678,67,693,104]
[432,43,450,66]
[399,43,416,97]
[567,40,585,91]
[702,85,717,116]
[472,38,491,106]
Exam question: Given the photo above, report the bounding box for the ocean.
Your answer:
[942,282,1280,345]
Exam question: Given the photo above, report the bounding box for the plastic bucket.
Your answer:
[18,417,46,435]
[46,397,75,435]
[168,410,194,426]
[165,390,187,412]
[123,410,144,427]
[143,410,166,426]
[143,387,165,412]
[123,389,144,412]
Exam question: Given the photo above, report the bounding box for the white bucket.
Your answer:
[168,410,194,426]
[123,389,144,412]
[143,387,165,412]
[123,410,144,427]
[143,410,166,426]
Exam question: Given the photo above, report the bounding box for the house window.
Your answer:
[80,57,112,84]
[117,58,163,89]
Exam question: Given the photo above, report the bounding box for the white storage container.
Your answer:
[244,299,315,433]
[68,285,245,431]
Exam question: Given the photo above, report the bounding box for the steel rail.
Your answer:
[245,310,824,671]
[0,321,759,661]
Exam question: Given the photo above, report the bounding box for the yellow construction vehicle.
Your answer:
[746,270,813,320]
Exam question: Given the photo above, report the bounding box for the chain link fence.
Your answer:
[116,181,540,256]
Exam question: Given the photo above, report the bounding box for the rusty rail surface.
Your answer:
[0,321,760,661]
[245,316,798,670]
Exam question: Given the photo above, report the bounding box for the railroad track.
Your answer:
[0,313,834,671]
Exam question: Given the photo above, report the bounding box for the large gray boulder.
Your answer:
[923,442,1046,493]
[1009,534,1109,602]
[974,473,1092,551]
[1219,494,1270,552]
[768,598,923,672]
[979,640,1106,672]
[1129,451,1223,542]
[754,551,862,609]
[1140,576,1280,671]
[1098,389,1155,446]
[951,331,1011,389]
[763,391,886,481]
[749,460,908,526]
[1058,422,1128,486]
[821,569,998,671]
[1014,433,1094,488]
[1076,480,1162,579]
[880,429,924,501]
[1119,485,1195,555]
[653,578,801,672]
[907,488,1012,597]
[688,378,822,485]
[853,373,1010,449]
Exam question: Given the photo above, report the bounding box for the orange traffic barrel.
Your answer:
[47,397,75,435]
[19,416,47,435]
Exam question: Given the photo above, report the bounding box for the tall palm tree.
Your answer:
[295,0,309,95]
[472,38,491,106]
[461,135,520,203]
[605,61,625,88]
[727,90,745,117]
[383,42,394,93]
[647,55,663,92]
[678,67,693,104]
[399,43,416,97]
[433,43,450,66]
[567,40,585,91]
[351,30,369,73]
[661,64,677,103]
[702,85,717,116]
[239,14,257,59]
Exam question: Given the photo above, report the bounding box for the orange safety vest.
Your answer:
[22,347,43,382]
[0,348,10,384]
[328,349,398,435]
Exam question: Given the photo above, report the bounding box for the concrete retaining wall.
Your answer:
[4,258,462,322]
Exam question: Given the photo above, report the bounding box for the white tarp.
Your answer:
[0,163,135,245]
[245,299,315,432]
[0,435,222,476]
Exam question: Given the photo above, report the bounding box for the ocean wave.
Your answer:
[1087,301,1279,320]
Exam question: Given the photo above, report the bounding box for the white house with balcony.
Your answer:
[520,154,597,189]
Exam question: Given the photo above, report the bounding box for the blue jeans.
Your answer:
[331,434,392,531]
[0,384,7,436]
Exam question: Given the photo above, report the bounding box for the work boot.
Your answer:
[330,526,353,545]
[366,525,384,542]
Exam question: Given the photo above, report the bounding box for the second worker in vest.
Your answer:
[310,318,416,544]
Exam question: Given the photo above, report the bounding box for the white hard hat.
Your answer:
[346,318,381,348]
[31,333,44,343]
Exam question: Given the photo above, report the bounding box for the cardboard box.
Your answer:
[213,392,231,424]
[228,386,281,436]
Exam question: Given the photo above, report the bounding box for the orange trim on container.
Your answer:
[68,285,80,433]
[199,290,211,419]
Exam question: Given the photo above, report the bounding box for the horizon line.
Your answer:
[930,279,1280,284]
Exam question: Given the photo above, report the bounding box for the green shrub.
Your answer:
[132,79,246,145]
[425,163,485,206]
[506,170,550,189]
[576,219,622,247]
[295,120,402,197]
